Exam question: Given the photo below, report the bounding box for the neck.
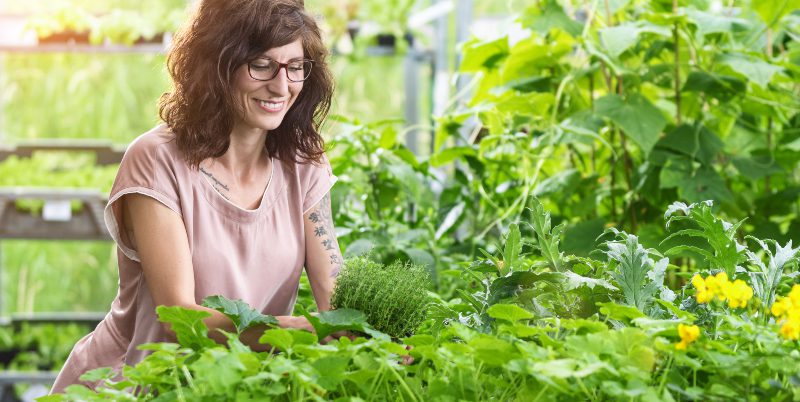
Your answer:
[206,125,270,181]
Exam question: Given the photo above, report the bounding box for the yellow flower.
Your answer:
[725,279,753,309]
[771,298,791,317]
[779,319,800,341]
[707,272,729,302]
[676,323,700,350]
[789,285,800,305]
[692,274,713,304]
[771,285,800,341]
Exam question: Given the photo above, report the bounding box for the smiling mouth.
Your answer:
[255,99,285,112]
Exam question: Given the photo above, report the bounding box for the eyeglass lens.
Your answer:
[249,60,312,82]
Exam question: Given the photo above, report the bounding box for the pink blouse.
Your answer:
[51,124,337,393]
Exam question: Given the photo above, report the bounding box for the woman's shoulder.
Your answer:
[125,124,179,158]
[124,124,180,162]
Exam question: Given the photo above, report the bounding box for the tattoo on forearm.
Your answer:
[310,192,342,278]
[200,167,231,200]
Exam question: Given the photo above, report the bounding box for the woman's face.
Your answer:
[232,38,305,134]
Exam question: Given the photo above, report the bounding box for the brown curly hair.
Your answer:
[159,0,333,167]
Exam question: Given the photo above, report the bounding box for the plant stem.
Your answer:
[387,364,419,402]
[766,28,773,194]
[673,0,681,125]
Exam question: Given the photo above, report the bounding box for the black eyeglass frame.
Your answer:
[246,59,314,82]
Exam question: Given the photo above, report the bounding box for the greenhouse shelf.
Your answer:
[0,140,125,165]
[0,188,110,241]
[0,371,58,402]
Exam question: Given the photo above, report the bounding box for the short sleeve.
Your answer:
[301,154,338,214]
[103,130,183,262]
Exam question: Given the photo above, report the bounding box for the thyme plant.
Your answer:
[331,257,430,338]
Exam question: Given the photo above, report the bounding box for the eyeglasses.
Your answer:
[247,58,314,82]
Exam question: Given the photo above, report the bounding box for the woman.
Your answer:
[51,0,342,393]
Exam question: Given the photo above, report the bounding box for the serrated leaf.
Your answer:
[156,306,217,351]
[527,198,564,272]
[563,271,618,291]
[503,223,522,274]
[202,295,278,334]
[297,305,387,341]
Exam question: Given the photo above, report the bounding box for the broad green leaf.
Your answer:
[682,71,746,102]
[156,306,217,350]
[469,335,517,366]
[656,124,724,165]
[521,1,582,37]
[429,147,476,167]
[259,328,294,352]
[754,0,800,27]
[731,155,783,180]
[599,22,670,58]
[720,54,783,88]
[297,306,387,341]
[597,302,646,322]
[344,238,374,257]
[79,367,115,382]
[313,356,350,391]
[684,9,750,37]
[202,295,278,334]
[659,158,733,203]
[489,271,563,305]
[501,32,575,81]
[595,94,667,155]
[533,169,581,197]
[459,36,509,72]
[487,303,534,322]
[403,247,435,268]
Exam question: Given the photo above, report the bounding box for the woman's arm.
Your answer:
[122,193,312,351]
[302,192,344,311]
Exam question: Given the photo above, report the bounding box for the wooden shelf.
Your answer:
[0,139,125,165]
[0,188,110,240]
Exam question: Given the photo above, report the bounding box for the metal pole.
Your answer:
[403,48,420,154]
[455,0,473,95]
[432,0,450,119]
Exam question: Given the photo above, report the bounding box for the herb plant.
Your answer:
[331,257,431,338]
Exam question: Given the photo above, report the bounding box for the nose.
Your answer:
[266,68,290,94]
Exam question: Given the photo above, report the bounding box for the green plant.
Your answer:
[331,257,431,338]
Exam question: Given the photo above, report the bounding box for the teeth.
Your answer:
[258,100,283,109]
